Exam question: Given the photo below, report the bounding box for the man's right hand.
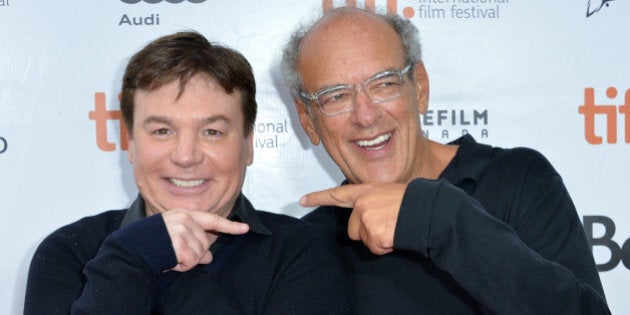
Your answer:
[300,183,407,256]
[163,210,249,272]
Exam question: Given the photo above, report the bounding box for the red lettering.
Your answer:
[578,87,627,144]
[88,92,128,151]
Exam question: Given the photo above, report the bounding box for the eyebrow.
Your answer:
[314,66,403,92]
[142,115,233,127]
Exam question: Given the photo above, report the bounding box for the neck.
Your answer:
[415,138,458,180]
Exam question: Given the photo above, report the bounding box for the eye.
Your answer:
[320,88,352,105]
[370,74,401,90]
[152,128,171,136]
[203,129,222,137]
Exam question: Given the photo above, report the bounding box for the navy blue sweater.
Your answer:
[304,135,609,314]
[25,195,348,314]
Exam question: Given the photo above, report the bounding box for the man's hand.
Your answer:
[163,210,249,272]
[300,183,407,255]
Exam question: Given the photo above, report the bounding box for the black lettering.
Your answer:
[119,14,131,25]
[622,238,630,269]
[437,110,448,125]
[474,110,488,125]
[422,110,434,126]
[583,215,621,271]
[0,136,7,154]
[459,110,470,125]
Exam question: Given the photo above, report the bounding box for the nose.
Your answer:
[351,86,381,127]
[170,133,203,167]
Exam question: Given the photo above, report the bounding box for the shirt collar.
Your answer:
[120,193,271,236]
[439,134,493,194]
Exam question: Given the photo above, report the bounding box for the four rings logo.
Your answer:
[121,0,206,3]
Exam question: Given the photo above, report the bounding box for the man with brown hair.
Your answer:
[25,31,346,314]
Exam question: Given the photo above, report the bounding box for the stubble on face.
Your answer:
[296,11,427,184]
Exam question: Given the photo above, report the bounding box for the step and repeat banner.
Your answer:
[1,0,628,313]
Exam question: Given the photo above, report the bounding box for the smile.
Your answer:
[169,178,206,188]
[356,133,391,150]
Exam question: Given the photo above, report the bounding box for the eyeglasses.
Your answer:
[300,64,413,117]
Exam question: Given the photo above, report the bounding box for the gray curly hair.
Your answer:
[280,6,423,101]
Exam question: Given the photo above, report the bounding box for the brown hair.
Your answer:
[121,31,257,135]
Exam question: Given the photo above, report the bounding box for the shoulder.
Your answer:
[256,210,324,236]
[455,135,556,177]
[34,210,127,261]
[489,145,558,178]
[302,206,350,236]
[51,209,126,239]
[254,209,342,248]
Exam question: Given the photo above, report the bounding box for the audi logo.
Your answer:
[121,0,206,3]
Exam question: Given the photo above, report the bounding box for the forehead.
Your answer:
[134,75,243,121]
[297,12,406,89]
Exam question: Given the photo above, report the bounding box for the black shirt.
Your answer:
[304,135,609,314]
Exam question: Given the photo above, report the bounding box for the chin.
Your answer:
[357,175,396,184]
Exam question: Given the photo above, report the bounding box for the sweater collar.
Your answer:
[120,193,271,236]
[439,134,493,195]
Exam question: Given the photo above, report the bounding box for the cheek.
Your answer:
[205,143,249,172]
[315,117,344,143]
[132,140,167,170]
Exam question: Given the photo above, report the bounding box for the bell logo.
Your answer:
[583,215,630,271]
[578,87,630,144]
[88,92,128,152]
[322,0,416,18]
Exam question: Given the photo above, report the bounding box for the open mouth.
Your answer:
[356,133,391,151]
[169,178,206,188]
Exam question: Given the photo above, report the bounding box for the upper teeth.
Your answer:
[357,134,391,147]
[170,178,205,188]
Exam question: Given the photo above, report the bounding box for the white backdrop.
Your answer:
[1,1,629,314]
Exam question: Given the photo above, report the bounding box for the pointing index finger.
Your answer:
[189,211,250,235]
[300,184,365,208]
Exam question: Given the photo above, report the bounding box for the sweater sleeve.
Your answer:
[71,214,177,314]
[394,177,610,314]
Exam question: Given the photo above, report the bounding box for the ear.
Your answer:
[412,62,430,114]
[295,99,321,145]
[245,131,254,166]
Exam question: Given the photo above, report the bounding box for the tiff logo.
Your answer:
[578,87,630,145]
[88,92,128,151]
[322,0,416,18]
